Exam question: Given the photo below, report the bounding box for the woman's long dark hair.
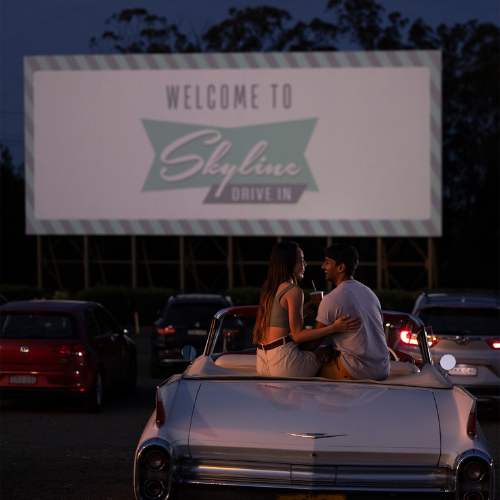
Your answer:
[253,241,299,344]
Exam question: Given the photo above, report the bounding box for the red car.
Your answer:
[0,300,137,411]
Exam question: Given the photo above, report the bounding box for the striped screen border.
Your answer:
[24,51,441,237]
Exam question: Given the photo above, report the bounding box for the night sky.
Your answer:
[1,0,499,164]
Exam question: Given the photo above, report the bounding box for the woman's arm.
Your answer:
[299,320,328,351]
[285,287,360,343]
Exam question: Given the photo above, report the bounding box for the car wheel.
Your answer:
[85,371,104,412]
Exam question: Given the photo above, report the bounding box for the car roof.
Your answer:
[168,294,231,304]
[413,289,500,312]
[0,300,95,313]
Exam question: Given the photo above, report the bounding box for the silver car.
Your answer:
[406,290,500,405]
[134,306,495,500]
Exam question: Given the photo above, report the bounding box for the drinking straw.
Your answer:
[311,280,317,291]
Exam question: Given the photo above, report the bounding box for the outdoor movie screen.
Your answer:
[25,51,441,237]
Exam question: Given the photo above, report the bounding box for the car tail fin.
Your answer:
[466,400,477,438]
[156,388,165,427]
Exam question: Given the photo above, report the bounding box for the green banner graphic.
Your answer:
[142,119,318,203]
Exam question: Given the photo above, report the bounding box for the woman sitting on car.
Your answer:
[253,241,360,377]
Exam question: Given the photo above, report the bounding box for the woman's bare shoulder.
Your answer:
[283,283,303,299]
[277,281,293,291]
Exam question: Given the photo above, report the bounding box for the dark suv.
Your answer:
[150,294,232,378]
[408,290,499,404]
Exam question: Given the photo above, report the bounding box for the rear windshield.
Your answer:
[164,303,224,326]
[419,307,499,336]
[0,313,77,339]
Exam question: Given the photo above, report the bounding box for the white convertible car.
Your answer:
[134,306,495,500]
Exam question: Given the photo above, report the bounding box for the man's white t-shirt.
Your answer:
[316,279,391,380]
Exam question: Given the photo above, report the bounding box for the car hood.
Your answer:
[188,380,441,465]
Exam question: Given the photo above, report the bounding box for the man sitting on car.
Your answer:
[305,243,391,381]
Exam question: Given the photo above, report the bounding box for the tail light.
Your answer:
[466,401,477,438]
[156,390,165,427]
[145,450,166,471]
[156,326,176,335]
[144,479,164,499]
[464,462,485,482]
[137,445,171,500]
[223,328,240,337]
[464,492,484,500]
[485,339,500,349]
[400,330,439,348]
[457,451,491,500]
[53,344,86,356]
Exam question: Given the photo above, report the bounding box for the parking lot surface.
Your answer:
[1,334,499,500]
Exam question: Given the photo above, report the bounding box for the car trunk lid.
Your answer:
[0,338,80,372]
[188,380,441,465]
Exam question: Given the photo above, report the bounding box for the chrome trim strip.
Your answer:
[180,459,453,492]
[292,464,336,484]
[181,478,450,493]
[182,460,291,485]
[336,465,451,490]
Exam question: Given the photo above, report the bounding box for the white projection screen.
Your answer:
[25,51,441,237]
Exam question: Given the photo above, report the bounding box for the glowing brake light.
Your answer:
[400,330,439,347]
[53,344,86,356]
[400,330,418,346]
[157,326,176,335]
[486,339,500,349]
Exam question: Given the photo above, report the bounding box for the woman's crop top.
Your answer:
[269,283,297,329]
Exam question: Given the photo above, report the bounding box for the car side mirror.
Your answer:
[439,354,456,371]
[182,345,197,362]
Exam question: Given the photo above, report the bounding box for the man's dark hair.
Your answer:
[324,243,359,276]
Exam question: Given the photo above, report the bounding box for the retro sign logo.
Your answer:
[142,119,318,204]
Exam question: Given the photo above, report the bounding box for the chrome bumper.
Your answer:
[179,459,454,492]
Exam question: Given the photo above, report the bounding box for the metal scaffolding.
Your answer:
[36,235,438,292]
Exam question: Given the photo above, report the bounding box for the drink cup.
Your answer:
[310,291,324,305]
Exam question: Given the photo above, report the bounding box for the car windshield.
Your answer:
[164,303,224,326]
[419,307,500,336]
[0,313,77,339]
[212,311,257,354]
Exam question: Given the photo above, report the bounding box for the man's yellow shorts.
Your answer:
[320,352,358,380]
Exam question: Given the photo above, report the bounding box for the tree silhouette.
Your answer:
[202,6,340,52]
[89,8,196,54]
[0,145,36,285]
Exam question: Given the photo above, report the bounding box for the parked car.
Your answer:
[388,289,499,405]
[134,306,494,500]
[150,293,232,378]
[0,300,137,411]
